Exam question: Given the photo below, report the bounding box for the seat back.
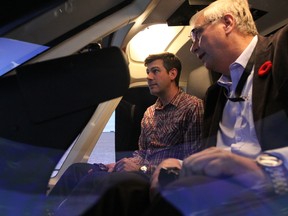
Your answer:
[115,87,157,160]
[186,66,213,99]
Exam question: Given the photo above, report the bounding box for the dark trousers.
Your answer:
[54,171,150,216]
[47,163,150,215]
[47,163,108,212]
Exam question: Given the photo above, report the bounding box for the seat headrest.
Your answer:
[186,66,212,100]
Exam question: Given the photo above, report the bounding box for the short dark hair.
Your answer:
[144,52,182,86]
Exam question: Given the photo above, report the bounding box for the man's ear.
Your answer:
[169,68,177,80]
[222,13,235,34]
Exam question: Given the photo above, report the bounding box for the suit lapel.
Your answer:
[252,35,273,123]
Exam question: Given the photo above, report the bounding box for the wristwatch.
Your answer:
[256,153,288,195]
[139,165,148,174]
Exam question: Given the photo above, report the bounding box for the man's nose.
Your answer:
[190,42,198,54]
[146,72,153,79]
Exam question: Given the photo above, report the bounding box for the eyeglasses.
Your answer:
[189,17,222,45]
[189,22,212,44]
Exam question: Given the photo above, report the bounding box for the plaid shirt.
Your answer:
[130,89,204,175]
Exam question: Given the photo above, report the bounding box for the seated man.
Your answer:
[46,52,204,215]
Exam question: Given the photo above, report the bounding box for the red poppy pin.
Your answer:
[258,61,272,77]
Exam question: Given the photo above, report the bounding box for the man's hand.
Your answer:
[180,147,268,189]
[105,163,115,172]
[113,158,140,172]
[150,158,182,196]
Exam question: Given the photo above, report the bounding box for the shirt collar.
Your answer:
[155,88,183,110]
[234,35,258,69]
[217,35,258,90]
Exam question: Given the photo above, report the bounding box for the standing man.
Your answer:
[148,0,288,215]
[48,52,204,216]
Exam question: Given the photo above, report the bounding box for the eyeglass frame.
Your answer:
[189,17,223,45]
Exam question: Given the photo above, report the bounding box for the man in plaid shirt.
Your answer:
[47,52,204,215]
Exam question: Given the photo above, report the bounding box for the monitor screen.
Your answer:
[0,38,49,76]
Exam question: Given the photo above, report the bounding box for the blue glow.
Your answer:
[0,38,49,76]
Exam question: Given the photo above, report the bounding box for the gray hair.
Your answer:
[191,0,258,36]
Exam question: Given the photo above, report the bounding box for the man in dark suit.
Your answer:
[147,0,288,215]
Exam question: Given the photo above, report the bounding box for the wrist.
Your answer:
[139,165,148,174]
[256,153,288,195]
[250,173,274,195]
[139,164,158,175]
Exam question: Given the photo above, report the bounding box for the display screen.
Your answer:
[0,38,49,76]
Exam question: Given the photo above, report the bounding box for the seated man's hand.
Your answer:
[150,158,182,196]
[105,163,115,172]
[181,147,268,189]
[113,158,140,172]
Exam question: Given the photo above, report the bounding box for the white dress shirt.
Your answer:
[216,36,262,159]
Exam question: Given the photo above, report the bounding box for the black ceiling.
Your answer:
[167,0,267,26]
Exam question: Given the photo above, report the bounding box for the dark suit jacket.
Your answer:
[203,24,288,151]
